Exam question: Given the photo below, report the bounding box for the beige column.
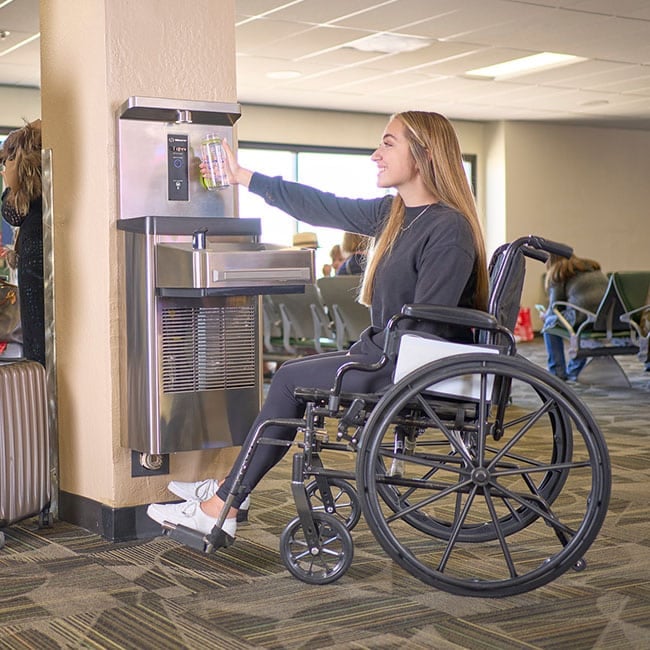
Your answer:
[39,0,239,537]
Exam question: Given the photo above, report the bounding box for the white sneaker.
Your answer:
[168,478,219,502]
[167,478,251,515]
[146,500,237,538]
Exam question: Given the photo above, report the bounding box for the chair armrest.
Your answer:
[550,301,596,322]
[551,307,576,334]
[550,301,596,336]
[620,303,650,340]
[620,303,650,321]
[391,304,515,356]
[401,304,499,330]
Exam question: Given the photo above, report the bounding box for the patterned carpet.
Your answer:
[1,340,649,649]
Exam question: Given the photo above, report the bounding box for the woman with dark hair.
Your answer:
[542,254,608,381]
[0,120,44,366]
[148,110,489,538]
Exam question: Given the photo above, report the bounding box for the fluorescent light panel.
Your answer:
[266,70,302,80]
[466,52,587,79]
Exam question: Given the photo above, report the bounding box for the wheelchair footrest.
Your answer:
[162,522,235,554]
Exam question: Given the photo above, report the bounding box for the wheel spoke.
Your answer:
[484,487,518,578]
[437,485,479,572]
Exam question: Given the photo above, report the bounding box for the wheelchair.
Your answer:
[165,235,611,598]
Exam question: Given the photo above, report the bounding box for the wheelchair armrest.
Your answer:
[401,304,499,331]
[385,304,516,357]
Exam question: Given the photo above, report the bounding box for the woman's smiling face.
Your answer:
[371,117,419,191]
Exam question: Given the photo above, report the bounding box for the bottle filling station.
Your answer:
[117,97,313,459]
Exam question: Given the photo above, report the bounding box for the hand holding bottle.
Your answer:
[200,134,229,191]
[221,140,253,188]
[199,139,253,189]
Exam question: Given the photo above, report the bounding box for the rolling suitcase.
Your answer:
[0,360,51,548]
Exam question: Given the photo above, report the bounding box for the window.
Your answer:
[238,143,476,275]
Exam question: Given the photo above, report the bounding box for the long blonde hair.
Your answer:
[359,111,488,311]
[1,119,42,217]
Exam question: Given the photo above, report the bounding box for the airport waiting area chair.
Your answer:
[264,285,337,358]
[543,271,650,386]
[317,275,371,350]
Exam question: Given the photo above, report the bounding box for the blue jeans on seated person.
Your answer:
[543,332,586,381]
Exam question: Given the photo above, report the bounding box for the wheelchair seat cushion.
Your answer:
[394,334,499,400]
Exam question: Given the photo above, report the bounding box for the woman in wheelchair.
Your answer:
[147,111,489,538]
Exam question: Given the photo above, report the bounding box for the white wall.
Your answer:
[0,86,40,127]
[484,122,507,257]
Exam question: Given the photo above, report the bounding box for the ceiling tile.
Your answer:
[350,41,482,73]
[264,0,401,25]
[335,0,460,31]
[572,0,650,19]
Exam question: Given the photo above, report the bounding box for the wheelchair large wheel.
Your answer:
[373,358,573,543]
[357,353,610,597]
[306,478,361,530]
[280,512,353,585]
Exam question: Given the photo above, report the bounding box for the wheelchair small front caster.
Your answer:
[305,478,361,530]
[280,512,353,585]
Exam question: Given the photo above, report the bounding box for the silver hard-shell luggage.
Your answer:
[0,360,51,548]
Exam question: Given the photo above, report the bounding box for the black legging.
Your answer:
[217,334,394,507]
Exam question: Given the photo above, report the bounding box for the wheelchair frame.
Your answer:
[164,235,612,598]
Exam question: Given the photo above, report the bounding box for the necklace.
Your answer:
[401,203,432,233]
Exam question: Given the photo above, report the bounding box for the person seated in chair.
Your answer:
[147,111,489,539]
[541,253,608,381]
[322,243,344,277]
[337,232,368,276]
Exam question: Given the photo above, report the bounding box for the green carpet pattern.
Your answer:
[1,341,649,649]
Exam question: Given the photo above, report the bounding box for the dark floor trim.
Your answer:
[58,491,163,541]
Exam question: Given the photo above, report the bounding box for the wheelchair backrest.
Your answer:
[487,243,526,332]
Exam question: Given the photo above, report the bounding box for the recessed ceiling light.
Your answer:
[345,32,434,55]
[466,52,587,80]
[266,70,302,80]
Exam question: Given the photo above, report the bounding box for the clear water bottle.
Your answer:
[200,134,229,191]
